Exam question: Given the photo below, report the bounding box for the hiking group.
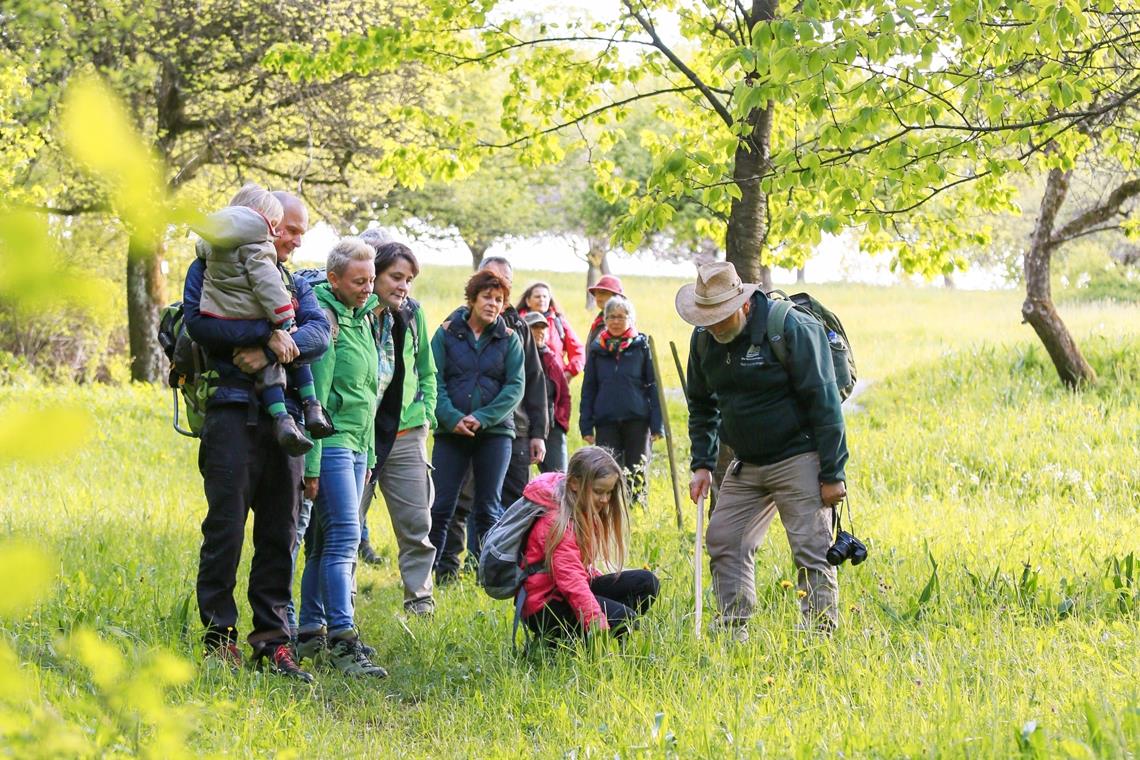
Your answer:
[177,183,851,681]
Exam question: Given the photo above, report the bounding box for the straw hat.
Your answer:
[675,262,760,327]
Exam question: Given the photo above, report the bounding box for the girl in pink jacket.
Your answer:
[520,447,659,640]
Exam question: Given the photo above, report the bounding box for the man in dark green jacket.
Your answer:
[677,262,848,640]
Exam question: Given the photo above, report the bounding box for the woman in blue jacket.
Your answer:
[579,295,663,506]
[428,270,526,569]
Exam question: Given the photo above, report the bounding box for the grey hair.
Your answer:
[478,255,513,274]
[228,183,283,225]
[326,236,375,276]
[604,294,635,323]
[359,227,393,251]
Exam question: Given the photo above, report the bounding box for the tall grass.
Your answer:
[1,272,1137,757]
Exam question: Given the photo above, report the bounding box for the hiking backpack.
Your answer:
[157,302,213,437]
[477,496,551,645]
[477,497,549,599]
[693,290,857,401]
[765,290,857,401]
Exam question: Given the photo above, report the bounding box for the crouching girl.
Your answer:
[520,447,659,641]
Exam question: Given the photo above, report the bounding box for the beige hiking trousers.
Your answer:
[706,452,839,629]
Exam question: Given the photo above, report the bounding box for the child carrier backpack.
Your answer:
[157,302,213,437]
[477,497,550,644]
[765,290,857,401]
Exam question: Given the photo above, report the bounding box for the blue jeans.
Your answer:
[299,447,367,635]
[285,497,313,637]
[428,434,511,567]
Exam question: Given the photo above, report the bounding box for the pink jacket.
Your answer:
[519,308,585,378]
[520,472,606,630]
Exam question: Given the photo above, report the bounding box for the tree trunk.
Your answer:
[725,104,774,291]
[126,237,167,383]
[585,236,611,309]
[467,236,488,270]
[1022,168,1096,388]
[796,267,806,284]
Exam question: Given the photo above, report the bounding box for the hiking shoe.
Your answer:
[257,643,314,683]
[205,642,243,671]
[405,599,436,617]
[327,636,388,678]
[295,634,328,666]
[274,415,313,456]
[303,400,335,439]
[358,540,383,565]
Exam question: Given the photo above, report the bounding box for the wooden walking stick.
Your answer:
[669,340,687,399]
[695,492,705,639]
[648,335,684,530]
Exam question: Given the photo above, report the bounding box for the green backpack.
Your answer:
[765,290,857,401]
[157,302,216,437]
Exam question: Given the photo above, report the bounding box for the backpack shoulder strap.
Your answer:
[322,306,340,345]
[696,328,710,359]
[766,299,794,368]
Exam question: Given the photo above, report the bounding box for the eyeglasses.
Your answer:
[604,313,629,321]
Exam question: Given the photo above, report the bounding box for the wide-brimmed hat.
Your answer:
[587,274,624,296]
[675,262,760,327]
[522,311,548,329]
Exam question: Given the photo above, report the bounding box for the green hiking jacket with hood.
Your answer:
[686,291,848,483]
[304,282,381,477]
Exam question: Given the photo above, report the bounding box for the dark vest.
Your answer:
[442,311,514,426]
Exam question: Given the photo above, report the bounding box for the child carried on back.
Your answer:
[192,183,333,455]
[520,446,659,641]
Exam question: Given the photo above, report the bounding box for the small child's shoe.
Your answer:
[275,415,314,456]
[303,401,335,439]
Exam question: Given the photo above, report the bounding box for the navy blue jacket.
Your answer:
[579,333,664,437]
[183,258,331,412]
[431,306,525,438]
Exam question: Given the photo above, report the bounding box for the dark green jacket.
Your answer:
[686,292,848,482]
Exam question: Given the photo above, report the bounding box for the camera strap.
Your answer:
[832,491,857,539]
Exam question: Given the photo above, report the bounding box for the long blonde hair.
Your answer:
[544,447,630,571]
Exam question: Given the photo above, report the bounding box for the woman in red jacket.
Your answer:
[520,447,659,640]
[517,281,585,379]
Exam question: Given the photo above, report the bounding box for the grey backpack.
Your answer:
[477,497,549,599]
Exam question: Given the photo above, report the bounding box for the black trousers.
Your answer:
[595,419,651,504]
[526,569,660,640]
[437,437,530,574]
[196,405,303,650]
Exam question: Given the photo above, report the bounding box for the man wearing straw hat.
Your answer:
[677,262,848,640]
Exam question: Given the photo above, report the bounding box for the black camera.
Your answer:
[826,530,867,566]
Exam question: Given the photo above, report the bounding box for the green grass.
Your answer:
[1,273,1138,757]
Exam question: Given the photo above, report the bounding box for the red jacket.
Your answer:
[538,345,571,433]
[519,308,585,378]
[520,472,606,629]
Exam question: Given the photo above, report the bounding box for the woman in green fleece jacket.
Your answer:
[295,237,387,678]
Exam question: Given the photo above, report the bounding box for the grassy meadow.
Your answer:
[1,266,1138,757]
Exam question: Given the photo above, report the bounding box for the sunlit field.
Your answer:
[1,267,1137,757]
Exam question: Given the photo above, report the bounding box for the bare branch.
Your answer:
[622,0,735,128]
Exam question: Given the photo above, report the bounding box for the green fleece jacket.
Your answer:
[687,291,848,483]
[398,304,437,431]
[304,283,381,477]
